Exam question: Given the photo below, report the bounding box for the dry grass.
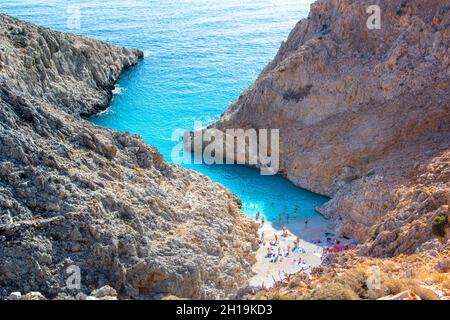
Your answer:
[268,293,294,300]
[384,279,440,300]
[417,271,450,289]
[248,250,449,300]
[298,267,369,300]
[334,268,368,296]
[301,282,360,300]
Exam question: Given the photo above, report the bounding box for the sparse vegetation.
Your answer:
[301,282,359,300]
[334,268,368,297]
[247,250,450,300]
[432,212,448,237]
[385,279,439,300]
[268,293,294,300]
[282,85,313,102]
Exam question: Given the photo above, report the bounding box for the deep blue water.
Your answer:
[0,0,330,222]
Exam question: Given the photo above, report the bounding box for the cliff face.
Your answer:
[208,0,449,255]
[0,14,258,299]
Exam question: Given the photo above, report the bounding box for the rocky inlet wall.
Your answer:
[205,0,449,256]
[0,14,258,299]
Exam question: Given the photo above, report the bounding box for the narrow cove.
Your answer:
[85,0,342,286]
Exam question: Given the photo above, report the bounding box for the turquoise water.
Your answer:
[0,0,329,222]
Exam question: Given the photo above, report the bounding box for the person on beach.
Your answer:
[274,234,278,244]
[259,232,265,244]
[266,247,272,257]
[271,252,278,263]
[261,216,265,226]
[255,211,260,221]
[287,245,291,256]
[282,227,288,238]
[277,246,281,256]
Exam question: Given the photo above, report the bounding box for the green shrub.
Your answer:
[432,212,448,237]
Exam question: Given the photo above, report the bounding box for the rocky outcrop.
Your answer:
[203,0,450,256]
[0,14,258,299]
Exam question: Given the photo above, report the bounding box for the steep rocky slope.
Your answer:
[0,14,258,299]
[205,0,449,256]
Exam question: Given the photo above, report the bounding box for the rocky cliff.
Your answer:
[0,14,258,299]
[205,0,449,256]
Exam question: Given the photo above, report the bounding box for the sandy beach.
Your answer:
[249,216,351,288]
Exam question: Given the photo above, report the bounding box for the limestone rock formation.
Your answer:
[0,14,258,299]
[204,0,450,256]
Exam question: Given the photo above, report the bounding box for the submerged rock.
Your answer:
[0,14,257,299]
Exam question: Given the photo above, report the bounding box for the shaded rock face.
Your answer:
[0,14,258,299]
[207,0,450,256]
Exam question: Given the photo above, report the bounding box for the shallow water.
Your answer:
[1,0,330,222]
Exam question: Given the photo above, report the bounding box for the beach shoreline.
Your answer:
[249,216,351,288]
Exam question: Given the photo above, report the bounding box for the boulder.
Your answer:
[90,285,117,298]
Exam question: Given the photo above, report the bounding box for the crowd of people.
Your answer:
[254,208,360,268]
[255,206,309,227]
[259,228,310,268]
